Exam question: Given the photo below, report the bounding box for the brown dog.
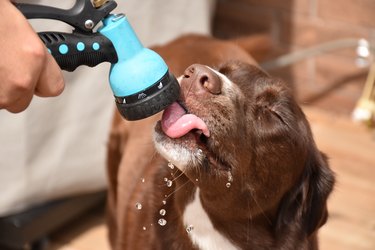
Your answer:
[106,34,335,250]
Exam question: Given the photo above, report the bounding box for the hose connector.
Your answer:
[93,0,109,8]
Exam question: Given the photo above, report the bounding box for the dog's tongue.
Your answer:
[161,102,210,139]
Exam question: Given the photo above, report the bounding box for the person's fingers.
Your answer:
[35,50,65,97]
[4,50,64,111]
[0,35,45,112]
[0,1,65,113]
[5,91,34,113]
[0,1,60,112]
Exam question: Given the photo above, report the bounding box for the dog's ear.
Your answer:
[276,149,335,236]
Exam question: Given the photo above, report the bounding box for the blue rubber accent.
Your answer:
[59,44,69,54]
[92,42,100,51]
[76,42,85,51]
[98,15,168,96]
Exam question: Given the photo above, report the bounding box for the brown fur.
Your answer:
[106,34,335,250]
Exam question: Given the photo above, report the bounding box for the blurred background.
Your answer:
[214,2,375,250]
[214,0,374,116]
[1,0,374,249]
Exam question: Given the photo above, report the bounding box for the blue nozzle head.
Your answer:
[99,14,180,120]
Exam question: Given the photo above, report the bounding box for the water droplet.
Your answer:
[227,171,233,182]
[197,148,204,154]
[164,177,168,182]
[162,200,167,205]
[158,218,167,226]
[141,178,145,183]
[166,180,173,187]
[195,178,199,182]
[226,182,231,188]
[159,209,166,216]
[186,225,194,233]
[168,162,175,169]
[135,202,142,210]
[142,226,147,231]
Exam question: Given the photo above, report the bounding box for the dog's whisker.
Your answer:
[164,178,191,201]
[170,170,185,182]
[150,151,159,161]
[249,189,272,225]
[247,197,253,244]
[155,166,186,189]
[184,75,196,102]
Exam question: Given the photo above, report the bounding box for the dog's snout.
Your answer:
[183,64,221,95]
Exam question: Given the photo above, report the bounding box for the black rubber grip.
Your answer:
[115,71,180,121]
[38,32,118,72]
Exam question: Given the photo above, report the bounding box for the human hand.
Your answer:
[0,0,65,113]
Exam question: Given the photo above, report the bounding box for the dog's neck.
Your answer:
[162,167,314,250]
[182,188,241,250]
[180,188,274,250]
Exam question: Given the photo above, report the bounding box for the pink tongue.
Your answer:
[161,102,210,139]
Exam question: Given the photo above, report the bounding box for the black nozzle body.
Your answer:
[115,71,180,121]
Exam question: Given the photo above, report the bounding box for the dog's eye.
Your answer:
[263,103,286,123]
[255,103,287,126]
[256,89,284,118]
[270,108,286,124]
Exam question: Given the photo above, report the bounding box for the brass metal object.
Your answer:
[93,0,109,8]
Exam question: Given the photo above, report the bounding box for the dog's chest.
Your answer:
[182,189,240,250]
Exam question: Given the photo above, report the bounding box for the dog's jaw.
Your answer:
[153,128,206,172]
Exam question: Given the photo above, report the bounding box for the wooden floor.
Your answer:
[49,107,375,250]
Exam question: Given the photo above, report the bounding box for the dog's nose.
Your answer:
[183,64,221,94]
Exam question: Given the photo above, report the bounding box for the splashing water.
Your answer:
[159,209,166,216]
[135,202,142,210]
[226,170,233,188]
[168,162,175,169]
[164,177,173,187]
[227,171,233,182]
[186,225,194,233]
[158,218,167,226]
[166,180,173,187]
[195,148,204,158]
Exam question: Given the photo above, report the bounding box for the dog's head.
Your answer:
[153,61,334,237]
